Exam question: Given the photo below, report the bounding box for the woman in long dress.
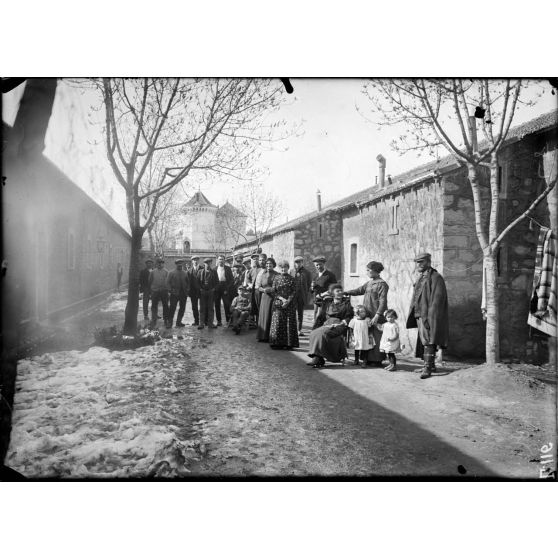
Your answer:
[269,260,299,350]
[344,261,389,366]
[307,283,354,368]
[256,258,279,342]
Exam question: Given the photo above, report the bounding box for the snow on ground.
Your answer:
[7,342,203,478]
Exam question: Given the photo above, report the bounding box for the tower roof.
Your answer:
[218,200,246,217]
[184,191,217,208]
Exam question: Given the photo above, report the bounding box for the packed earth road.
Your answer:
[6,293,556,478]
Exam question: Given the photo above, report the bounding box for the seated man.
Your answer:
[230,285,252,334]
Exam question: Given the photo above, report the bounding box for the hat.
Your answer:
[233,263,245,269]
[191,256,199,261]
[259,253,267,259]
[203,257,213,264]
[312,255,326,263]
[175,259,184,265]
[294,256,304,263]
[145,258,154,264]
[238,284,249,291]
[233,252,243,259]
[329,283,343,293]
[250,254,260,260]
[366,261,384,273]
[414,252,432,262]
[156,257,165,263]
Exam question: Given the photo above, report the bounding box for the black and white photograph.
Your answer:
[2,76,556,480]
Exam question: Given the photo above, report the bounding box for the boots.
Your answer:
[419,345,437,379]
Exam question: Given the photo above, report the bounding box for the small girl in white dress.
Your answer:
[379,309,400,371]
[348,304,375,367]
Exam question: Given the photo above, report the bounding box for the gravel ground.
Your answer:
[6,293,556,478]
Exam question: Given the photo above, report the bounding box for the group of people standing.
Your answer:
[138,250,449,379]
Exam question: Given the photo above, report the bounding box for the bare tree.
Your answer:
[220,183,285,252]
[143,191,184,255]
[99,78,285,334]
[362,79,556,364]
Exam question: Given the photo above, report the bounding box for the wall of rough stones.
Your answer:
[292,213,344,281]
[258,230,296,266]
[442,132,556,362]
[342,182,445,356]
[441,170,487,358]
[495,134,555,362]
[235,213,344,280]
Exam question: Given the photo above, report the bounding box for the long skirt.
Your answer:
[256,293,274,341]
[307,321,348,363]
[366,326,384,363]
[270,305,299,348]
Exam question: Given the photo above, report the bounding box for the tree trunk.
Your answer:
[123,227,143,335]
[148,229,154,253]
[484,252,500,365]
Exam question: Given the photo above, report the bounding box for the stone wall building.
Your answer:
[172,191,246,255]
[236,190,344,281]
[237,110,558,362]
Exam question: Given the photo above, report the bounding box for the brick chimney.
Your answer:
[376,154,386,188]
[316,189,322,212]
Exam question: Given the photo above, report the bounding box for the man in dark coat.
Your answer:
[187,256,201,326]
[214,254,234,326]
[245,253,261,328]
[406,252,449,379]
[166,259,190,328]
[139,258,153,321]
[149,257,170,328]
[310,255,337,321]
[197,258,218,329]
[231,263,245,300]
[291,255,313,335]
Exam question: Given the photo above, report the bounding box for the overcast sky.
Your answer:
[3,79,557,230]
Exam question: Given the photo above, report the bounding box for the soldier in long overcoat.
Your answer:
[406,252,449,378]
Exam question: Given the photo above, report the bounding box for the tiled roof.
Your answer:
[184,191,217,208]
[237,108,557,247]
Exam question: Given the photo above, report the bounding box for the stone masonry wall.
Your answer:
[293,213,343,281]
[497,134,555,362]
[342,182,445,356]
[235,213,344,281]
[442,131,556,362]
[258,230,296,265]
[442,169,487,358]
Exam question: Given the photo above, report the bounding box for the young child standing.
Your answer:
[379,309,400,371]
[348,304,375,368]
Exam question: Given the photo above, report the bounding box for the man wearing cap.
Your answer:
[310,256,337,320]
[148,258,170,328]
[406,252,449,379]
[230,285,252,334]
[231,263,245,300]
[233,252,245,268]
[244,253,261,327]
[197,258,218,329]
[166,259,190,328]
[139,258,154,321]
[291,256,312,335]
[214,255,234,326]
[187,256,201,326]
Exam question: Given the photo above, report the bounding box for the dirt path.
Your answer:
[7,294,555,478]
